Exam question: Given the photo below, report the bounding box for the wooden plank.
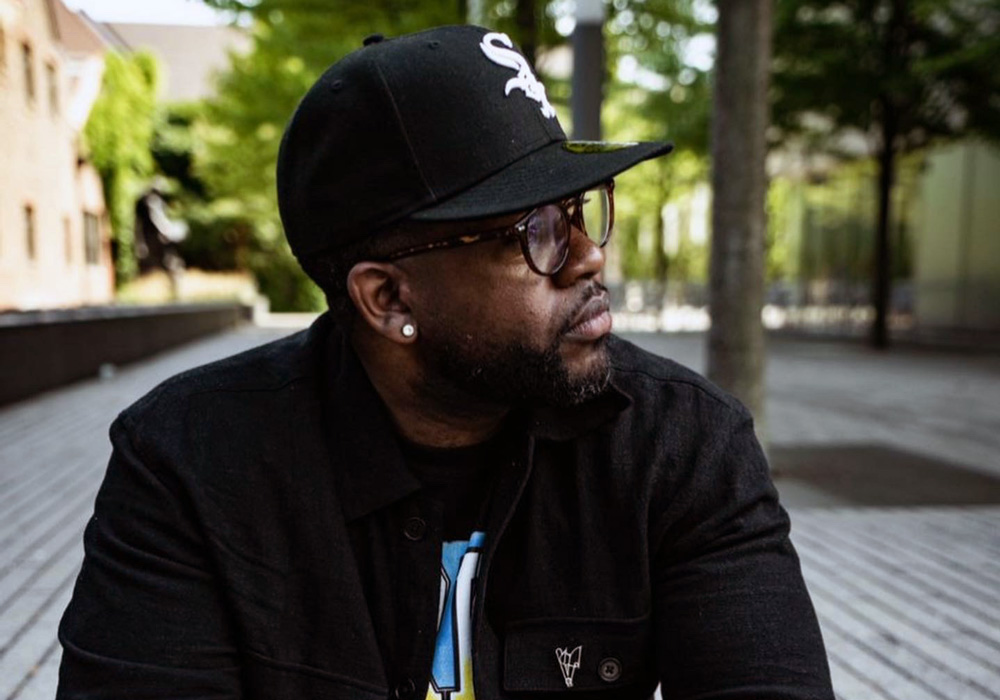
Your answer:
[0,466,98,550]
[800,557,1000,694]
[0,511,87,624]
[0,559,80,699]
[795,536,1000,674]
[0,479,97,578]
[808,601,945,700]
[794,513,1000,634]
[802,512,1000,607]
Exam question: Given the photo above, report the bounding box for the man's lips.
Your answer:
[564,294,612,341]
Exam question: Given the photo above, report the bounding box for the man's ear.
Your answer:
[346,261,416,343]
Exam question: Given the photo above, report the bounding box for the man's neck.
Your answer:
[350,331,511,449]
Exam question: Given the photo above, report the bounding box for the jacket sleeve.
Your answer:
[651,407,834,700]
[57,413,243,698]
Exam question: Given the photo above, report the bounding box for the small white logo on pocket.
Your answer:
[479,32,557,119]
[555,645,582,688]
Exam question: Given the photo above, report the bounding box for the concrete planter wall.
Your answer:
[0,303,251,406]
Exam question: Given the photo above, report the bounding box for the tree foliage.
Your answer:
[583,0,713,285]
[773,0,1000,150]
[152,102,247,275]
[772,0,1000,345]
[83,51,160,285]
[604,0,713,154]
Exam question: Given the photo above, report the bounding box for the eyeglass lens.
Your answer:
[524,185,612,274]
[581,186,612,246]
[524,204,570,274]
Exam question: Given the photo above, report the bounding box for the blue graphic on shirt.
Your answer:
[427,531,485,700]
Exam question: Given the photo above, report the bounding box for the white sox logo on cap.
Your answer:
[479,32,557,119]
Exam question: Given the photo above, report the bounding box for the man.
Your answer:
[58,25,833,700]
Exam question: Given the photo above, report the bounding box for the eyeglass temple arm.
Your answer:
[382,227,514,262]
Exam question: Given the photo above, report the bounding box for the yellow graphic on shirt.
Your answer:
[426,533,484,700]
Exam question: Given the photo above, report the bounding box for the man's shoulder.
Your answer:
[119,323,321,431]
[606,334,749,420]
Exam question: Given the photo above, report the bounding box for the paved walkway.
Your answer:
[0,326,284,699]
[1,323,998,699]
[627,332,1000,480]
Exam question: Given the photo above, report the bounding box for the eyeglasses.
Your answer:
[382,181,615,276]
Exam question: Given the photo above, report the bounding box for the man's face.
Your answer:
[397,209,613,408]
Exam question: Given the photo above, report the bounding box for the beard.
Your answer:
[416,288,612,408]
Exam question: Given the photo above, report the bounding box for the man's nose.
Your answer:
[553,223,605,286]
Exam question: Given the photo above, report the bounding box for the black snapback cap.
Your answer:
[277,25,673,259]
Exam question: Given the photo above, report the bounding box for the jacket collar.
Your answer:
[320,315,423,522]
[309,313,632,521]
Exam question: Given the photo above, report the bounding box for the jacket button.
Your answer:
[598,657,622,682]
[403,517,426,541]
[393,678,416,699]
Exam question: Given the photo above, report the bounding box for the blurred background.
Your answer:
[1,0,998,698]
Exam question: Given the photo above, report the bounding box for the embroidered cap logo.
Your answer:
[479,32,557,119]
[555,645,582,688]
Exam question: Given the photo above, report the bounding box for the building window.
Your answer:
[46,62,58,115]
[22,42,34,103]
[25,205,36,260]
[64,216,72,263]
[84,212,100,265]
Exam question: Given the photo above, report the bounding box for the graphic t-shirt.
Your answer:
[427,532,485,700]
[397,420,521,700]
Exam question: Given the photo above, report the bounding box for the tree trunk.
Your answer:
[707,0,772,437]
[515,0,537,67]
[872,108,896,350]
[871,0,908,349]
[653,165,670,310]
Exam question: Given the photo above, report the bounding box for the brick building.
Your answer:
[0,0,113,310]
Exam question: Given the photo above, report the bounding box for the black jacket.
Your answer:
[57,313,833,700]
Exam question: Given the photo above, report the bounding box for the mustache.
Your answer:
[559,282,609,335]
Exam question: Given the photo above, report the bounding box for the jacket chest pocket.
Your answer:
[502,616,655,696]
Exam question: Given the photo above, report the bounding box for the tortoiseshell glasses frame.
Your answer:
[381,180,615,276]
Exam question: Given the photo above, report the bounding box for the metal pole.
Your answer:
[571,0,604,140]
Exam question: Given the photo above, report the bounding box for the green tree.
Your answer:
[604,0,712,154]
[193,0,463,310]
[588,0,714,286]
[152,101,252,275]
[83,51,160,285]
[772,0,1000,347]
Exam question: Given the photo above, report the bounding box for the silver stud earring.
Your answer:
[401,323,416,338]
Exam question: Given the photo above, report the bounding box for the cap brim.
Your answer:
[409,140,673,222]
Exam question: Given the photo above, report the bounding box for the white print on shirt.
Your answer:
[427,532,485,700]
